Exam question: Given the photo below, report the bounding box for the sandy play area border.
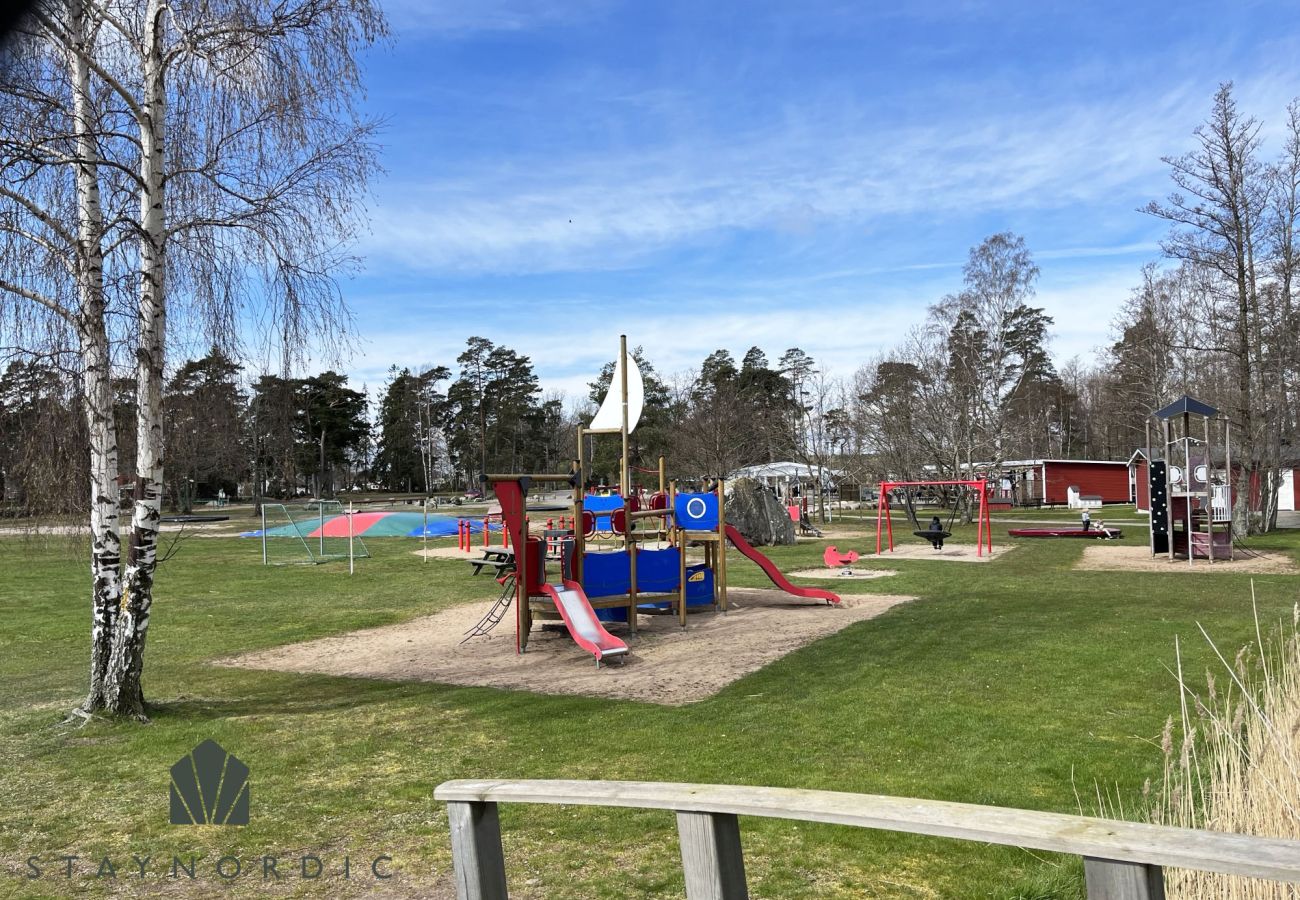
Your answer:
[217,588,911,705]
[862,542,1015,563]
[786,568,897,581]
[1074,544,1298,574]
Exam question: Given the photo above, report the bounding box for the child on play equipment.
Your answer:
[926,515,945,550]
[1081,509,1091,531]
[1095,519,1117,540]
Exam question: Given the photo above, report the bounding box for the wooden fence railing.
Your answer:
[434,779,1300,900]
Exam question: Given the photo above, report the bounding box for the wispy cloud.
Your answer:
[362,86,1208,276]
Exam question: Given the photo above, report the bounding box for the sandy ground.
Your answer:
[862,542,1014,563]
[786,568,897,580]
[217,588,911,705]
[1074,543,1299,574]
[416,546,487,560]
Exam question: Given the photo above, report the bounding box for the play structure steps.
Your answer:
[724,525,841,606]
[461,574,516,643]
[540,581,628,665]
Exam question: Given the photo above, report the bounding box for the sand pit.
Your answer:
[786,568,897,581]
[863,542,1014,563]
[1074,544,1298,574]
[217,588,911,705]
[415,546,482,561]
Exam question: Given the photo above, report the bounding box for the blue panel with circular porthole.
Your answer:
[673,492,719,531]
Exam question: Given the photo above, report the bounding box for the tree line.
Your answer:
[8,83,1299,542]
[0,337,820,511]
[851,84,1299,533]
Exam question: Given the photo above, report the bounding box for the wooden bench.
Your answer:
[435,778,1300,899]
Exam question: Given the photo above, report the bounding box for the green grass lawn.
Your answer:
[1,519,1297,898]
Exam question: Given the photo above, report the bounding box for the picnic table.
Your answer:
[467,547,515,576]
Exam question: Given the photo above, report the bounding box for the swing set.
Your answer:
[874,480,993,556]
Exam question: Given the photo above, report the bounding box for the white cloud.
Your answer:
[361,92,1199,275]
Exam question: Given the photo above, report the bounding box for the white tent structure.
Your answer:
[727,462,836,501]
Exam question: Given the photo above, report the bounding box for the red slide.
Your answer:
[539,581,629,665]
[724,525,841,606]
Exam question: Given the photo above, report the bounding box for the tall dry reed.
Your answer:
[1146,587,1300,899]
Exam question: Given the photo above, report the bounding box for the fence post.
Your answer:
[446,800,509,900]
[1083,857,1166,900]
[677,811,748,899]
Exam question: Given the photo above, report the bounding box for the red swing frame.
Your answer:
[874,480,993,557]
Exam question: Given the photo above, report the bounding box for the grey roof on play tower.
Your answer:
[1154,395,1219,420]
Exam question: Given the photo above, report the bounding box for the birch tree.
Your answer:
[0,0,384,720]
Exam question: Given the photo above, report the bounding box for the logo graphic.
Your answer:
[169,740,249,825]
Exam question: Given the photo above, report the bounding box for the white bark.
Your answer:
[66,0,123,712]
[109,0,168,719]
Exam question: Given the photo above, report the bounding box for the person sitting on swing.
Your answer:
[927,515,945,550]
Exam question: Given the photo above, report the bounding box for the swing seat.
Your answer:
[914,530,951,540]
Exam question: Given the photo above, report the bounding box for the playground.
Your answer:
[4,482,1300,897]
[221,587,908,705]
[6,339,1300,897]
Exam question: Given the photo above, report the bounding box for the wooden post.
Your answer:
[717,478,727,611]
[626,497,638,636]
[679,523,688,628]
[1083,857,1165,900]
[446,800,510,900]
[677,811,749,900]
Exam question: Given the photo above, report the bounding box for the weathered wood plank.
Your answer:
[677,811,748,900]
[434,780,1300,883]
[1084,857,1166,900]
[446,800,509,900]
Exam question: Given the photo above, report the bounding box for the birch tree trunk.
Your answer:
[107,0,167,719]
[67,0,123,714]
[5,0,384,722]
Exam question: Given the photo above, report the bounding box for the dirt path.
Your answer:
[217,588,912,706]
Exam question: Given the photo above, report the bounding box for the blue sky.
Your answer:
[333,0,1300,400]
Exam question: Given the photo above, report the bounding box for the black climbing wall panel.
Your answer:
[1149,460,1169,553]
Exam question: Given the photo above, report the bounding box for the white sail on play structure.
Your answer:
[589,350,644,434]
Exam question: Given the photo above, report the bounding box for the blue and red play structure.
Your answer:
[474,335,840,666]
